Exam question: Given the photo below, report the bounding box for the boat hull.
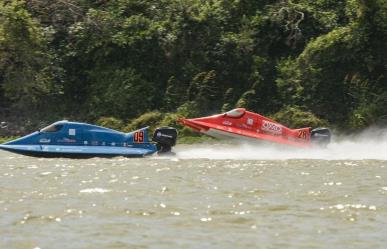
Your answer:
[0,121,180,158]
[178,107,328,148]
[181,118,311,148]
[0,144,156,158]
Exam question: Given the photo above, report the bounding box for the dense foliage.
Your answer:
[1,0,386,134]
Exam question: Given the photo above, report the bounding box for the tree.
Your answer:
[0,0,61,115]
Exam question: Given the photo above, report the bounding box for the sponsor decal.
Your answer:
[39,138,51,143]
[157,132,173,138]
[246,118,254,126]
[222,120,233,126]
[261,120,282,135]
[58,137,77,143]
[69,129,76,136]
[237,123,253,130]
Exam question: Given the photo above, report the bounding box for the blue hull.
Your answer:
[0,120,177,158]
[0,144,157,158]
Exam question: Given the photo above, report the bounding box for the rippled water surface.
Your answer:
[1,144,387,249]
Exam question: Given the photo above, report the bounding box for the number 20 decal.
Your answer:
[133,131,144,143]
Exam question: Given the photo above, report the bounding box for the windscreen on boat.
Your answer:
[225,108,245,118]
[41,124,64,132]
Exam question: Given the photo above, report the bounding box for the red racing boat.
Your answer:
[179,108,331,148]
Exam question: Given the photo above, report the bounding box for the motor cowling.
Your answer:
[152,127,178,154]
[311,128,331,147]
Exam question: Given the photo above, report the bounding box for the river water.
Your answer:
[1,139,387,249]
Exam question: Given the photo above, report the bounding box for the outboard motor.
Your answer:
[152,127,178,154]
[311,128,331,147]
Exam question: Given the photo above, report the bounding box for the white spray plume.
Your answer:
[174,127,387,160]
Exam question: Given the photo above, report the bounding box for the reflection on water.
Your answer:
[0,146,387,249]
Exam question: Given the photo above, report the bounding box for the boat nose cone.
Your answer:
[2,139,16,145]
[0,144,12,148]
[0,143,18,152]
[178,117,210,132]
[178,117,188,125]
[1,131,40,146]
[2,138,20,145]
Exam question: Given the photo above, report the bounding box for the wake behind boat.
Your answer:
[180,108,331,148]
[0,121,177,158]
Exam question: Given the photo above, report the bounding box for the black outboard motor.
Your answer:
[311,128,331,147]
[152,127,178,154]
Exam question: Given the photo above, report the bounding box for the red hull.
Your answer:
[180,108,313,148]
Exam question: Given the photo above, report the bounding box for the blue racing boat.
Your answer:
[0,120,177,158]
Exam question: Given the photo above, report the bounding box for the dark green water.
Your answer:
[0,145,386,249]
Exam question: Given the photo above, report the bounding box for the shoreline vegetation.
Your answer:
[0,0,386,138]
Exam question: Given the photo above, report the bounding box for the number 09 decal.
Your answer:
[133,131,144,143]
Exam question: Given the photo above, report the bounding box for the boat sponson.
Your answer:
[0,144,155,158]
